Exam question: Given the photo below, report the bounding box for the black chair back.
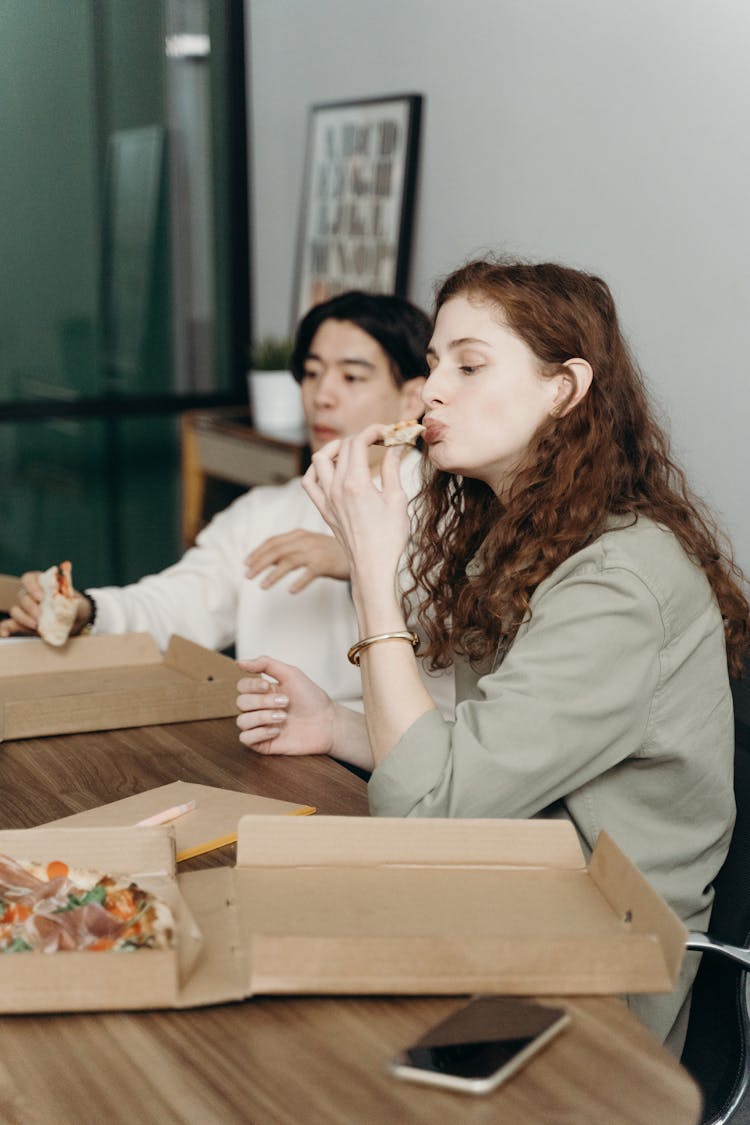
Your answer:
[681,666,750,1123]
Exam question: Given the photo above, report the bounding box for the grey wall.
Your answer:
[247,0,750,573]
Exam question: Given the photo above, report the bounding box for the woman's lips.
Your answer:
[312,425,339,443]
[422,419,447,443]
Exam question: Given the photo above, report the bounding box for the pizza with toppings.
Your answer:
[0,853,174,954]
[38,560,78,647]
[382,419,426,447]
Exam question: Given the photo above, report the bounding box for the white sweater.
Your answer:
[90,451,454,714]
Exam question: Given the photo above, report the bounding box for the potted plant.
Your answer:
[246,335,305,438]
[249,335,294,372]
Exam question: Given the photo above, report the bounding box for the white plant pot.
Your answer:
[247,369,306,440]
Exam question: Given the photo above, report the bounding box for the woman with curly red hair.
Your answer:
[236,257,748,1052]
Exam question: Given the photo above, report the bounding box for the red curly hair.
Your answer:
[407,258,749,678]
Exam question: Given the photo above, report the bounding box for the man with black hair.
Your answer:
[4,292,453,714]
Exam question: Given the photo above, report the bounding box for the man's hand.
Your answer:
[0,569,91,638]
[244,530,350,593]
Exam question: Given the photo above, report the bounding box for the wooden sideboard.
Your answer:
[180,407,308,545]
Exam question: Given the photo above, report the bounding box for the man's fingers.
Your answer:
[19,571,44,601]
[245,531,304,574]
[0,615,35,637]
[259,560,302,589]
[247,556,309,587]
[287,570,315,594]
[9,604,39,632]
[245,547,283,577]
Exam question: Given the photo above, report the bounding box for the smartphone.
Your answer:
[387,996,570,1095]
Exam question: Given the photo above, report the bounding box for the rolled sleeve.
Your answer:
[368,561,664,818]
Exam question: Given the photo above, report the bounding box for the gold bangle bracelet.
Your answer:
[347,630,419,667]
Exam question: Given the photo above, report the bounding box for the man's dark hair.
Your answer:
[290,291,430,386]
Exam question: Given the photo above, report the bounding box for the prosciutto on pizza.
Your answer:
[0,853,174,954]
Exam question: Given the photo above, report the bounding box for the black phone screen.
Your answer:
[401,996,569,1082]
[406,1035,536,1079]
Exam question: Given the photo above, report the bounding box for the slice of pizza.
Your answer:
[38,560,78,647]
[382,419,426,447]
[0,853,174,954]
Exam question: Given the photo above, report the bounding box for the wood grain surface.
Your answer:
[0,717,369,870]
[0,717,701,1125]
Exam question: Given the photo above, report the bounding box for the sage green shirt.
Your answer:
[368,515,735,1049]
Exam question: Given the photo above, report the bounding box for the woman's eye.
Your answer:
[459,364,481,375]
[343,373,364,383]
[302,368,319,381]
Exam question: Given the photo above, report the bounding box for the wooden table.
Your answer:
[0,718,702,1125]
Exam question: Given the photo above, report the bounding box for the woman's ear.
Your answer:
[400,376,426,419]
[550,359,593,417]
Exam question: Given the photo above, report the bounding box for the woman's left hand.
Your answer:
[236,655,335,756]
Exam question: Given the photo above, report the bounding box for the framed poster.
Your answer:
[292,93,422,326]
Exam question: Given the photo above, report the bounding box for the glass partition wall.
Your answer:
[0,0,248,585]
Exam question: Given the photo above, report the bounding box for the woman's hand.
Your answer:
[244,530,350,592]
[236,655,374,769]
[236,655,337,756]
[301,425,411,623]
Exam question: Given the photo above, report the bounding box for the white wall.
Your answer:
[246,0,750,573]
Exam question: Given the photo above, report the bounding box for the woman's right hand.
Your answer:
[302,425,412,618]
[236,655,336,756]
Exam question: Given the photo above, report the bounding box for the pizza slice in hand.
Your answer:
[38,560,78,647]
[381,419,426,447]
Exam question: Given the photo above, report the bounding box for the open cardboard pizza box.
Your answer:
[0,817,686,1013]
[0,825,198,1011]
[0,632,238,741]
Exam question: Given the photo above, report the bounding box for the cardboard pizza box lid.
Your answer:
[177,816,686,1005]
[0,633,239,741]
[45,780,316,863]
